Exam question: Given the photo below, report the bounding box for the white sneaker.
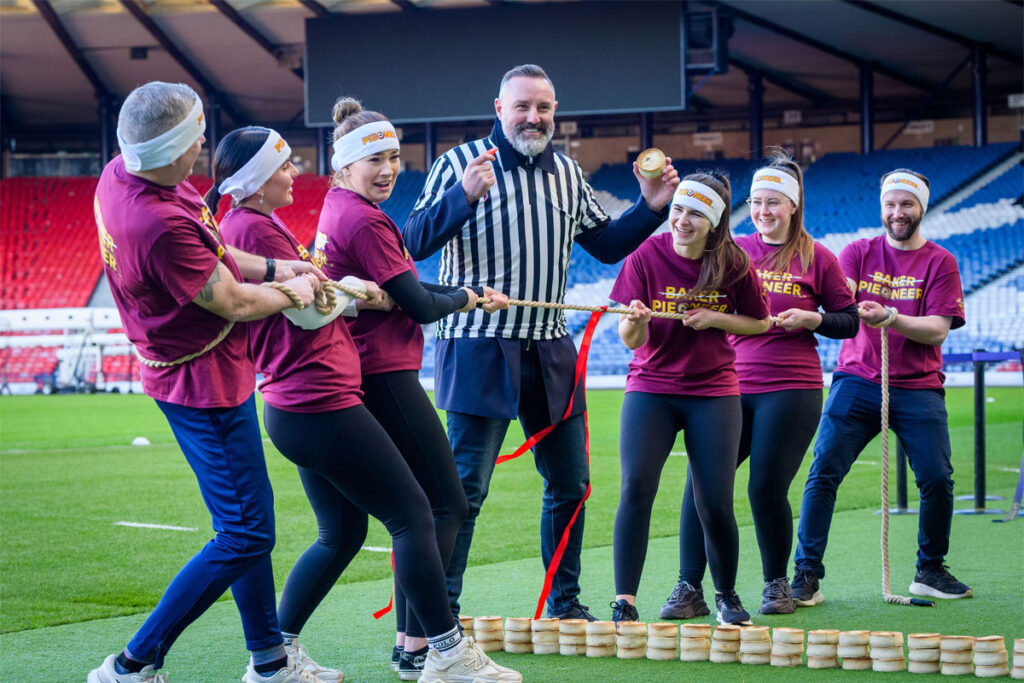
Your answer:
[419,638,522,683]
[241,657,305,683]
[284,640,344,682]
[87,654,168,683]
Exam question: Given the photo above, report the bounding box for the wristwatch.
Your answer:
[263,257,276,282]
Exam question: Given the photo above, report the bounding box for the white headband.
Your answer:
[672,180,727,227]
[331,121,400,172]
[116,96,205,172]
[881,172,930,214]
[218,131,291,201]
[750,168,800,206]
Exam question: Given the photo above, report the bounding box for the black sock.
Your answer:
[115,653,145,674]
[254,656,287,675]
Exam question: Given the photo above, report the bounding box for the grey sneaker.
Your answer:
[659,581,711,619]
[759,577,795,615]
[610,599,639,624]
[791,568,824,607]
[87,655,167,683]
[419,638,521,682]
[284,639,344,682]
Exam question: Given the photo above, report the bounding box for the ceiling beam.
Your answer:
[208,0,304,80]
[390,0,417,9]
[843,0,1021,64]
[716,1,935,93]
[118,0,245,125]
[730,56,832,106]
[32,0,112,100]
[296,0,329,17]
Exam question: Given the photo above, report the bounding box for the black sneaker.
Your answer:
[659,581,711,620]
[715,590,752,626]
[397,646,427,681]
[610,599,639,623]
[759,577,795,615]
[791,568,824,607]
[391,645,402,673]
[909,564,973,600]
[546,597,597,622]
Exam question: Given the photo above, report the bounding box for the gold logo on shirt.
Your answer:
[94,196,117,272]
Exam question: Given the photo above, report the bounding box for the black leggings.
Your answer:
[679,389,821,584]
[265,403,455,639]
[362,370,467,638]
[613,392,742,596]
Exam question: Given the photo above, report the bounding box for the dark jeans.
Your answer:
[445,344,589,616]
[795,373,954,578]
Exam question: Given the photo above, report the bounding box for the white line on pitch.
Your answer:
[362,546,392,553]
[998,466,1021,474]
[115,521,198,532]
[853,460,879,466]
[670,451,687,456]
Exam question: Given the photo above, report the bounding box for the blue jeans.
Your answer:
[128,394,281,667]
[795,373,954,579]
[444,345,589,616]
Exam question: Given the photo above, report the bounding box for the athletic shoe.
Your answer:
[398,647,427,681]
[658,581,711,620]
[759,577,795,615]
[715,590,753,626]
[391,645,402,673]
[241,658,304,683]
[419,638,522,682]
[610,599,639,624]
[284,639,344,682]
[791,568,824,607]
[87,655,167,683]
[546,598,597,622]
[909,564,973,600]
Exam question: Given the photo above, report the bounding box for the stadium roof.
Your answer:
[1,0,1021,142]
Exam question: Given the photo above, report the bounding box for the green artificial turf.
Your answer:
[0,387,1022,680]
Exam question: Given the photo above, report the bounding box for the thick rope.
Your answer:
[135,278,370,368]
[879,325,934,607]
[483,298,693,321]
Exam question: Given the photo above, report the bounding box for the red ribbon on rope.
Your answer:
[496,307,605,619]
[372,550,396,619]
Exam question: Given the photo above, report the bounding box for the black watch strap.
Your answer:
[263,257,276,282]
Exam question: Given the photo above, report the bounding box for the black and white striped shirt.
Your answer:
[405,125,612,341]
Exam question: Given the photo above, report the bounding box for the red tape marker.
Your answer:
[497,307,605,619]
[372,550,396,619]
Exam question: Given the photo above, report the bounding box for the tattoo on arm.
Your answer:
[199,267,221,303]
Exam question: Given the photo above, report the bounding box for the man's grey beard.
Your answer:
[503,121,553,158]
[884,214,921,242]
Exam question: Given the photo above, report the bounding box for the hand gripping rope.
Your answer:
[134,279,369,368]
[878,322,934,607]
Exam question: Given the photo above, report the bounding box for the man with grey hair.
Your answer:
[405,64,678,622]
[88,81,321,683]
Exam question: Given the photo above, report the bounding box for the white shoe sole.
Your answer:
[909,581,973,599]
[794,590,824,607]
[716,610,753,626]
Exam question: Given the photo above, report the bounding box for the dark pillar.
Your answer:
[860,63,874,154]
[972,46,988,147]
[318,127,330,176]
[424,121,437,170]
[99,95,112,164]
[206,97,222,172]
[748,71,764,159]
[640,112,653,151]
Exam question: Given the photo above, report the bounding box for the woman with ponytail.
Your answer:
[312,97,509,680]
[213,126,521,683]
[666,150,858,619]
[607,171,772,626]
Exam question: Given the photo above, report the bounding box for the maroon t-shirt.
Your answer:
[837,235,965,389]
[219,207,363,412]
[610,232,771,397]
[95,156,253,408]
[313,187,424,376]
[730,234,856,393]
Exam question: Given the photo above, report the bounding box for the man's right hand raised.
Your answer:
[462,148,497,205]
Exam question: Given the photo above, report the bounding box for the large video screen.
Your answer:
[305,1,685,126]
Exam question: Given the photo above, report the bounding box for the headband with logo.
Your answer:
[672,180,727,227]
[880,172,930,214]
[331,121,400,172]
[218,131,291,201]
[116,96,205,172]
[750,168,800,206]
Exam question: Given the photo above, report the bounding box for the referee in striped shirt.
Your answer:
[404,64,678,622]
